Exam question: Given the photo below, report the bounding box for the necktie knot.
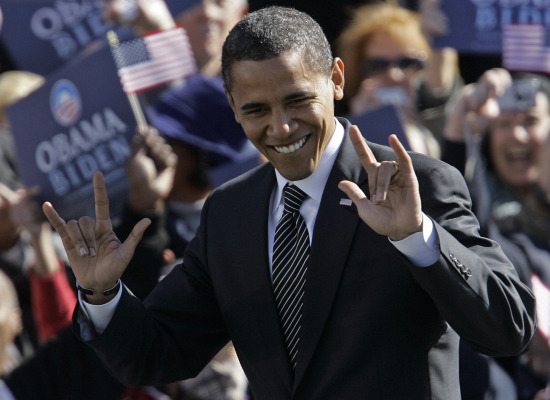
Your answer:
[283,184,307,214]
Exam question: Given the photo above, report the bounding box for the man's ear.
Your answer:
[331,57,345,101]
[224,87,241,124]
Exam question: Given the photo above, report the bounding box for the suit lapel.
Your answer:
[293,125,368,389]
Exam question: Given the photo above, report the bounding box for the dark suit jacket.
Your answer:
[75,118,535,400]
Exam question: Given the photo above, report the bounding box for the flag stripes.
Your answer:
[111,27,197,94]
[503,23,550,73]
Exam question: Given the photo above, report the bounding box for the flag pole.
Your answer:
[107,30,148,129]
[126,91,148,129]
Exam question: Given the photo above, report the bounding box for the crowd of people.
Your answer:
[0,0,548,399]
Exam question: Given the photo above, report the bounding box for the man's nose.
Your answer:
[267,110,296,139]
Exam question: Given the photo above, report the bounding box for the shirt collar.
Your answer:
[273,118,344,210]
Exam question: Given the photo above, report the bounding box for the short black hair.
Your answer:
[221,6,333,91]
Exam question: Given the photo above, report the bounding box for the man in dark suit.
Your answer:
[43,6,536,400]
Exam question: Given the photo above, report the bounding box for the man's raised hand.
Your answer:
[338,125,423,241]
[42,171,151,304]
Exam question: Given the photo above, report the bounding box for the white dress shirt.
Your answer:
[81,119,440,334]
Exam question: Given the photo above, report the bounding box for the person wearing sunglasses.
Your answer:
[336,1,462,158]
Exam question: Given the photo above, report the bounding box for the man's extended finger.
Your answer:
[349,125,377,168]
[43,202,79,255]
[93,171,110,221]
[350,125,381,197]
[43,202,67,236]
[120,218,152,258]
[388,134,413,173]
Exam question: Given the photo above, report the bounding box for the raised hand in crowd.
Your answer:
[125,125,177,214]
[102,0,176,35]
[0,183,60,277]
[419,0,448,38]
[418,0,459,111]
[444,67,512,142]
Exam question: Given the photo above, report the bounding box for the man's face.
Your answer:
[176,0,247,74]
[489,92,550,189]
[226,51,344,181]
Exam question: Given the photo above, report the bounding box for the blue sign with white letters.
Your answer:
[0,0,132,76]
[432,0,550,54]
[6,43,137,220]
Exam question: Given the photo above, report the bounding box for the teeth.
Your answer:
[274,137,307,154]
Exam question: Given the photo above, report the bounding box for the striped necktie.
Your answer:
[272,184,310,369]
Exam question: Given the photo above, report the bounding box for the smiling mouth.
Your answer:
[273,136,308,154]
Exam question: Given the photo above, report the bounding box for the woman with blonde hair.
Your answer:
[337,1,462,158]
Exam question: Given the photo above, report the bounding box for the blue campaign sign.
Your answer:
[0,0,132,76]
[6,43,137,221]
[348,104,410,151]
[432,1,550,54]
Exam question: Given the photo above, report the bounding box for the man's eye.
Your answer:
[289,97,311,106]
[245,108,267,116]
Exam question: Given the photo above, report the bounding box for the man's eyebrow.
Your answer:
[240,90,315,112]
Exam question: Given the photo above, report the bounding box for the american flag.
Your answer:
[110,27,197,94]
[503,23,550,73]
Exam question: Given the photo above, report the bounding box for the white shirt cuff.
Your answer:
[78,283,123,334]
[389,214,440,267]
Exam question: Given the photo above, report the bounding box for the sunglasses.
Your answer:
[361,57,426,77]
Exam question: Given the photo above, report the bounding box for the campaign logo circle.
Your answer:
[50,79,82,127]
